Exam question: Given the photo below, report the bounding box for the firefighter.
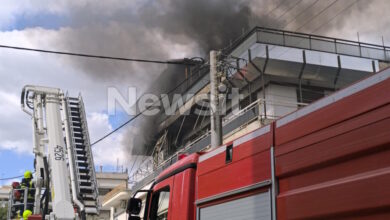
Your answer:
[20,171,35,213]
[11,182,23,219]
[23,209,32,220]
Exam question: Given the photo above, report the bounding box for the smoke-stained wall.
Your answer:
[51,0,379,163]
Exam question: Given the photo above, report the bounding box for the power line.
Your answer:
[93,63,208,178]
[274,0,305,24]
[271,0,344,59]
[127,66,209,176]
[312,0,359,34]
[281,0,321,30]
[129,155,140,176]
[264,0,287,18]
[276,0,303,21]
[0,174,24,181]
[90,63,209,147]
[295,0,339,32]
[0,44,196,65]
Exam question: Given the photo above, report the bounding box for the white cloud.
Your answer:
[0,0,389,176]
[0,90,32,154]
[0,28,134,167]
[87,112,128,167]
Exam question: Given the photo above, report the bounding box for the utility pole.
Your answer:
[210,50,222,149]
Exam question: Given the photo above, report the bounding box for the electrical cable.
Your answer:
[90,63,209,147]
[274,0,305,24]
[264,0,288,18]
[0,44,198,66]
[272,0,357,60]
[311,0,359,34]
[127,64,209,177]
[280,0,321,30]
[129,155,141,177]
[0,174,25,181]
[294,0,339,32]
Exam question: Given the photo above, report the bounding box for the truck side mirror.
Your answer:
[127,198,142,215]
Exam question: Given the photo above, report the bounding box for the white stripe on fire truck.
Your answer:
[199,145,226,162]
[233,125,270,147]
[276,68,390,128]
[198,125,271,163]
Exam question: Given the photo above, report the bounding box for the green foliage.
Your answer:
[0,205,8,220]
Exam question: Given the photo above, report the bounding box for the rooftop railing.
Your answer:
[227,27,390,63]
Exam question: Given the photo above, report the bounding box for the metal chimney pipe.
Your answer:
[210,50,222,149]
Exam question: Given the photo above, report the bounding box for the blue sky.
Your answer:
[0,150,34,185]
[0,110,127,185]
[0,4,137,184]
[1,0,390,185]
[0,10,66,184]
[2,12,69,31]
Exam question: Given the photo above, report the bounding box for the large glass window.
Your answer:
[149,187,170,220]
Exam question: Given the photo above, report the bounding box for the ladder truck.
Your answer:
[8,85,99,220]
[127,67,390,220]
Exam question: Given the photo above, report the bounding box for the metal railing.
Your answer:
[7,188,38,219]
[132,98,309,192]
[228,27,390,63]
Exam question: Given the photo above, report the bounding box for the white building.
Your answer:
[0,186,11,208]
[96,171,129,220]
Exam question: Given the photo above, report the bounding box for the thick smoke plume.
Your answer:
[55,0,370,164]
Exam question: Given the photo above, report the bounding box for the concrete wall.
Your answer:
[260,84,298,119]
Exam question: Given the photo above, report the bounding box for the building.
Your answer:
[96,171,129,219]
[131,26,390,192]
[101,182,131,220]
[0,186,11,208]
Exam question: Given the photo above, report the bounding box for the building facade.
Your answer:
[131,27,390,192]
[96,171,129,220]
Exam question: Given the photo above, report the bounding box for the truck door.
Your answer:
[148,178,173,220]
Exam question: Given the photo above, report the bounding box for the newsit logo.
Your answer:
[107,86,246,117]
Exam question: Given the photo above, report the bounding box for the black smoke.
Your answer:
[55,0,364,163]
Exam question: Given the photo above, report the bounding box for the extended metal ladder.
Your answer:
[64,95,99,215]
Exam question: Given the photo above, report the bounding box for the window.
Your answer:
[149,187,170,220]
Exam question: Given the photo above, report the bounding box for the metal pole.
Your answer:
[24,188,28,212]
[210,50,222,149]
[33,94,45,214]
[382,36,387,61]
[175,115,186,145]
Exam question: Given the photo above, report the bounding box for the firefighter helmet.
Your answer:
[24,170,32,179]
[23,210,32,220]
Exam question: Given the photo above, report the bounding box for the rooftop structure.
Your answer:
[131,26,390,192]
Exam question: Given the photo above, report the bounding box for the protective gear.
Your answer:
[21,178,34,189]
[24,170,32,179]
[12,181,20,189]
[23,210,32,220]
[21,177,36,206]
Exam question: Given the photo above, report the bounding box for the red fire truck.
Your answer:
[127,67,390,220]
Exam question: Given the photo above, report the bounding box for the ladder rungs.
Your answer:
[84,207,98,215]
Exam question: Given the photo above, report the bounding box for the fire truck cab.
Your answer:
[128,67,390,220]
[129,123,275,220]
